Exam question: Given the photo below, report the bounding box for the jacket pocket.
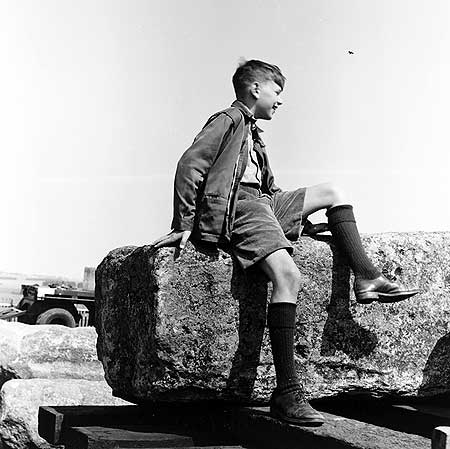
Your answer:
[197,194,228,236]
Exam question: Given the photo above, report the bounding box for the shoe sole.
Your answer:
[270,407,325,427]
[356,289,420,304]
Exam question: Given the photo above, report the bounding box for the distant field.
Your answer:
[0,283,22,305]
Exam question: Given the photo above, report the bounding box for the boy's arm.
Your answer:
[152,113,233,250]
[172,113,233,232]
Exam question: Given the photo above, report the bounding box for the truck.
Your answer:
[2,284,96,327]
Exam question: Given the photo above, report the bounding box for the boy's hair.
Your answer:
[232,59,286,98]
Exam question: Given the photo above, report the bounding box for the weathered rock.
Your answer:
[95,233,450,404]
[0,321,104,387]
[0,378,130,449]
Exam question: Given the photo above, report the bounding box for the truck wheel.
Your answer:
[36,308,77,327]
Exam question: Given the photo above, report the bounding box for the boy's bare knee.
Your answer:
[259,250,301,299]
[322,182,346,207]
[276,264,301,295]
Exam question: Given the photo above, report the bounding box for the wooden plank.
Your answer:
[124,447,244,449]
[40,401,439,449]
[318,398,450,438]
[433,427,450,449]
[394,404,450,420]
[64,426,194,449]
[39,405,148,444]
[38,404,239,447]
[38,406,65,445]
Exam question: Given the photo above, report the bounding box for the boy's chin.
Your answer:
[256,113,273,121]
[266,109,277,119]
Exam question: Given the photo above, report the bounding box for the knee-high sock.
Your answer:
[326,204,380,280]
[267,302,300,392]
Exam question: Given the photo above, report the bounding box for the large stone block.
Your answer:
[0,321,104,387]
[0,379,130,449]
[95,233,450,404]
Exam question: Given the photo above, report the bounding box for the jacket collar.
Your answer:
[231,100,264,134]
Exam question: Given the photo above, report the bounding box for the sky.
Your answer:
[1,0,449,280]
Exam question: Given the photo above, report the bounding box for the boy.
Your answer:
[152,59,419,426]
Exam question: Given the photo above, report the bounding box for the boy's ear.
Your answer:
[250,81,260,99]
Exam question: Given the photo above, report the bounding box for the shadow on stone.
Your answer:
[225,260,268,401]
[418,331,450,396]
[320,241,378,359]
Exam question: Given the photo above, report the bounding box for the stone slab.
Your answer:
[234,406,430,449]
[0,321,104,387]
[96,233,450,403]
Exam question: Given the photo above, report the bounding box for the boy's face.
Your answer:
[253,80,283,120]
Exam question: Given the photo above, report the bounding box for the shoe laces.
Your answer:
[291,387,307,402]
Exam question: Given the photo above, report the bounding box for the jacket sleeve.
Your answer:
[171,113,234,231]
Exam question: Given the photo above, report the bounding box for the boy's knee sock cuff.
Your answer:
[267,302,297,328]
[268,302,297,310]
[326,204,353,214]
[326,204,356,225]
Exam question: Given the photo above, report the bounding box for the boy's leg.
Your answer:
[258,249,324,426]
[303,183,380,280]
[302,183,419,303]
[231,186,323,425]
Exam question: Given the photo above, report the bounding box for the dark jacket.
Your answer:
[171,100,280,244]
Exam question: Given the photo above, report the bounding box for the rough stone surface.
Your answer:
[0,378,130,449]
[0,321,104,387]
[96,233,450,404]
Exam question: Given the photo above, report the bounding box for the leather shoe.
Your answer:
[354,275,420,304]
[270,387,324,426]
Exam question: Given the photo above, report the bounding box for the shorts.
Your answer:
[229,184,306,269]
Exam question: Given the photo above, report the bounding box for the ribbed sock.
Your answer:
[326,204,380,280]
[267,302,300,392]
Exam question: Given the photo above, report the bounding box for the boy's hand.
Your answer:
[151,230,191,250]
